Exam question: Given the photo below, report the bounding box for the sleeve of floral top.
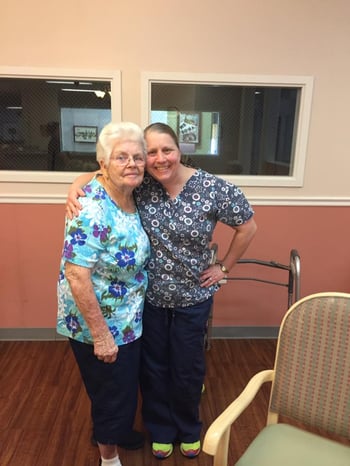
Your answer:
[62,197,108,269]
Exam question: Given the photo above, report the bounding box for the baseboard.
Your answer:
[0,328,67,341]
[211,326,279,339]
[0,326,278,341]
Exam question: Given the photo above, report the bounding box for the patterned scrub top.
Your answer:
[135,169,254,308]
[57,177,151,346]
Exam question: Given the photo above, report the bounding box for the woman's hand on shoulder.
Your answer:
[66,186,85,219]
[65,171,98,219]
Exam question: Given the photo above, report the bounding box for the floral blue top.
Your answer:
[135,169,254,308]
[57,177,150,346]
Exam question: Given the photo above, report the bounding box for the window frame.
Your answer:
[0,66,121,183]
[141,72,314,187]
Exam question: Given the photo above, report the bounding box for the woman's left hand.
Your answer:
[200,263,227,287]
[93,331,119,363]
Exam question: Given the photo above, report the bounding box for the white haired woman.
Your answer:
[57,122,150,466]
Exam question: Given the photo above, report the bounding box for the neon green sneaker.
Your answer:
[180,440,201,457]
[152,442,174,459]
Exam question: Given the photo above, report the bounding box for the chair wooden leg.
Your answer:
[212,428,230,466]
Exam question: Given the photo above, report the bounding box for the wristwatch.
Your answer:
[219,263,229,274]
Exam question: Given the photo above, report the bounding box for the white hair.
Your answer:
[96,122,146,164]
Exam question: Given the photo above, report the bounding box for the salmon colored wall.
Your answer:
[1,203,349,329]
[1,204,65,327]
[212,206,350,326]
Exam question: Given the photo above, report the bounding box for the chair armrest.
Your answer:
[203,369,274,457]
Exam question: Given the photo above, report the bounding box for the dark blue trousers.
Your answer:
[69,337,140,445]
[140,297,212,443]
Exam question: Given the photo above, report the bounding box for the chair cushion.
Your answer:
[236,423,350,466]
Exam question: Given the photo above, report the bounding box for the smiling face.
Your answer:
[145,130,182,185]
[99,140,145,193]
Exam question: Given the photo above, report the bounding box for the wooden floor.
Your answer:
[0,339,277,466]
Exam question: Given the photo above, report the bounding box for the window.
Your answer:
[0,67,121,183]
[141,73,313,187]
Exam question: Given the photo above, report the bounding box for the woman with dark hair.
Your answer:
[47,121,60,170]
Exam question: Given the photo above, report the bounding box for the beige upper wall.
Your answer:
[1,0,350,199]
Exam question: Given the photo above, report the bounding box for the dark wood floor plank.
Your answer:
[0,339,277,466]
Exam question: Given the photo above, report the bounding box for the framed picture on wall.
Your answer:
[178,112,200,144]
[73,125,98,143]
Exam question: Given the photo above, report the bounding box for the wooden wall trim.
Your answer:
[1,194,350,206]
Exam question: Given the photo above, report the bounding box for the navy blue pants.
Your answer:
[69,338,140,445]
[140,297,212,443]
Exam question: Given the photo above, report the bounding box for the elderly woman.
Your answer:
[57,122,150,466]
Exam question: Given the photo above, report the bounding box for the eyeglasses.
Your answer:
[110,154,145,166]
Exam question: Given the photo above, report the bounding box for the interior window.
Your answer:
[142,73,313,187]
[0,77,113,172]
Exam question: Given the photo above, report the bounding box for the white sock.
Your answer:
[101,455,122,466]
